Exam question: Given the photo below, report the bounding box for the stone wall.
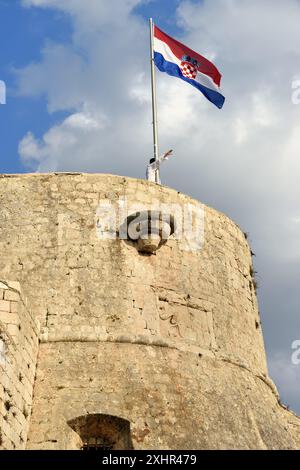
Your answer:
[27,342,300,450]
[0,173,267,374]
[0,281,39,449]
[0,173,299,450]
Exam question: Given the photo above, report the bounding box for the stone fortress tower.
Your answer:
[0,173,299,450]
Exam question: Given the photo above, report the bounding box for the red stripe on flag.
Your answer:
[154,25,222,87]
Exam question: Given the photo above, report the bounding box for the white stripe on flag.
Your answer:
[153,37,181,66]
[195,71,221,93]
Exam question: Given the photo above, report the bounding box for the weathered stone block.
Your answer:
[0,312,19,326]
[4,290,20,302]
[0,300,10,312]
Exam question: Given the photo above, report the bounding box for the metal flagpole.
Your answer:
[149,18,159,183]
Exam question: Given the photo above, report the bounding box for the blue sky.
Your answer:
[0,0,72,172]
[0,2,146,171]
[0,0,198,173]
[1,0,300,416]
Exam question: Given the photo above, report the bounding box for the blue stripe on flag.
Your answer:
[154,52,225,109]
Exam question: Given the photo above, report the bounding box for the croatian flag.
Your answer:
[153,25,225,109]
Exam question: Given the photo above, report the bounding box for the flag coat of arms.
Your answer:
[153,25,225,109]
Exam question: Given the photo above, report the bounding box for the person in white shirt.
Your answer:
[146,150,173,184]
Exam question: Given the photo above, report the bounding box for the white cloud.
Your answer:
[64,112,106,130]
[17,42,86,113]
[22,0,143,28]
[19,132,45,162]
[16,0,300,412]
[19,109,109,170]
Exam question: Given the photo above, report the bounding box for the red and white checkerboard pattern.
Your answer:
[180,61,197,80]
